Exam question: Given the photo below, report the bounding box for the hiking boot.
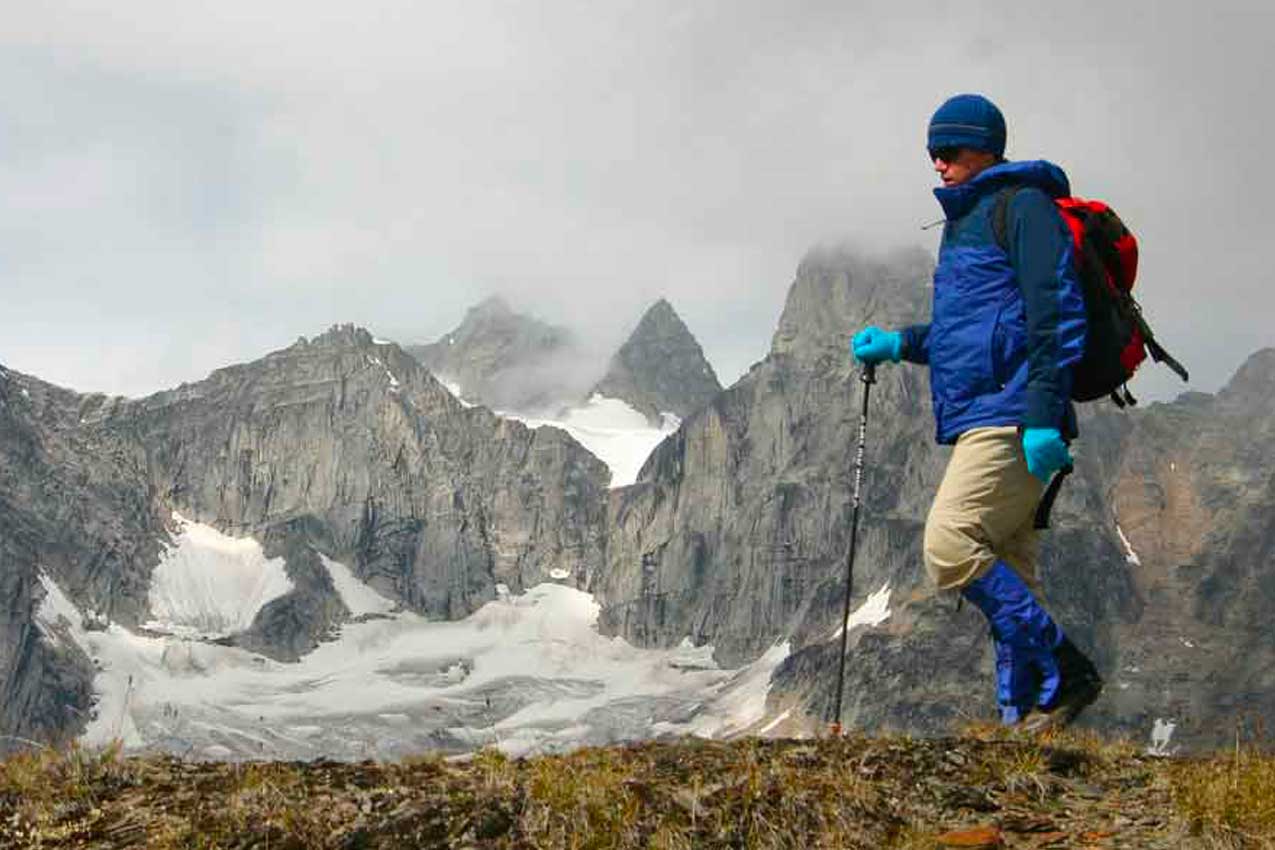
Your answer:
[1021,637,1103,732]
[961,561,1064,725]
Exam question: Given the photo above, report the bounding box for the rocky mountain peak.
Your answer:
[590,298,721,422]
[772,244,933,363]
[307,324,377,351]
[1217,347,1275,410]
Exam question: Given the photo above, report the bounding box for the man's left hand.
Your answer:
[1022,427,1072,482]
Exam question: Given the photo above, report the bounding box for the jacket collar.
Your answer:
[933,159,1072,221]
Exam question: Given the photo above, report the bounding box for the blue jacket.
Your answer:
[900,160,1087,445]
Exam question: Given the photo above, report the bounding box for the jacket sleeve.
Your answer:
[899,323,931,365]
[1007,189,1087,430]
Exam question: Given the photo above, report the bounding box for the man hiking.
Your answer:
[851,93,1103,730]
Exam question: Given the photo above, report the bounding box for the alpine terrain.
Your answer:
[1,249,1272,759]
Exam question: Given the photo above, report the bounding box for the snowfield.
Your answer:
[436,376,679,488]
[499,394,681,488]
[145,513,293,638]
[35,522,802,761]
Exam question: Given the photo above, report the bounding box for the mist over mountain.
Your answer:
[403,295,723,427]
[403,296,596,414]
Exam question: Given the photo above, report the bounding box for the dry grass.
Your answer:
[0,729,1269,848]
[1171,743,1275,847]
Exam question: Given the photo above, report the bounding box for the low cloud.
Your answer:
[1,1,1269,399]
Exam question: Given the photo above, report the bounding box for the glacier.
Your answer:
[34,521,796,761]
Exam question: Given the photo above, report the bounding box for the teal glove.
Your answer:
[851,326,902,365]
[1022,427,1072,483]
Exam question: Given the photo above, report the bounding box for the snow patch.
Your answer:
[1147,718,1178,757]
[320,555,397,617]
[145,513,293,638]
[366,354,399,392]
[35,573,85,638]
[548,568,571,581]
[440,378,474,408]
[831,583,893,639]
[502,394,680,488]
[1115,524,1142,567]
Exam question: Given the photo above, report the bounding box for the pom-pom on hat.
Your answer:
[928,94,1006,158]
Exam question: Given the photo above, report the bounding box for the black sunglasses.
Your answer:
[928,146,963,163]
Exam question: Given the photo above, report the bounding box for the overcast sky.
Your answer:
[2,1,1271,402]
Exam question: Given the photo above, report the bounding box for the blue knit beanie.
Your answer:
[927,94,1006,157]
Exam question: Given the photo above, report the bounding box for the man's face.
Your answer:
[930,147,998,187]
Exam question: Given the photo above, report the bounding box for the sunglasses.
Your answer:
[928,146,963,163]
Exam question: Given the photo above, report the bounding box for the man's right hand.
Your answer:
[851,326,902,365]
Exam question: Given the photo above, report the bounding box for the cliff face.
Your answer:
[0,366,166,748]
[1072,348,1275,743]
[1,328,611,745]
[591,299,722,423]
[596,245,950,666]
[595,246,1273,748]
[117,326,610,644]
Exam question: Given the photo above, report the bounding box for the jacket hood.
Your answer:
[933,159,1071,221]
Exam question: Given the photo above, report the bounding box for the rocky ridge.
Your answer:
[0,327,610,748]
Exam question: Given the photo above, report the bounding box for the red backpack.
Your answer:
[993,188,1189,406]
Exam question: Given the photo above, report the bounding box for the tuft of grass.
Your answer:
[0,739,136,846]
[1171,745,1275,846]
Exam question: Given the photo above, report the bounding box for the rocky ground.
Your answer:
[2,728,1271,849]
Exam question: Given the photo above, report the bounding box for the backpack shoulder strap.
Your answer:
[991,185,1024,254]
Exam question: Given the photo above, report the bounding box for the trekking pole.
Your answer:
[829,362,876,736]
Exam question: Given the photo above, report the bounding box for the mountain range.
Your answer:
[405,295,721,423]
[2,252,1271,755]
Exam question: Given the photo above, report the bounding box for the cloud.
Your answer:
[1,1,1270,399]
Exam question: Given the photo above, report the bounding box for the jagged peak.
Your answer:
[626,298,695,341]
[304,324,377,350]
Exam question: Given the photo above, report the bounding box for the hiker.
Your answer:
[851,93,1103,730]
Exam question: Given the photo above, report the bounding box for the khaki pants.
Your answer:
[923,426,1045,591]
